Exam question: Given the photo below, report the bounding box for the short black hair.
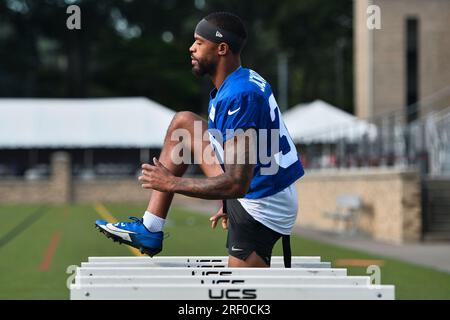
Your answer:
[204,12,247,54]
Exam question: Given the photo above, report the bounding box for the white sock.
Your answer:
[143,211,166,232]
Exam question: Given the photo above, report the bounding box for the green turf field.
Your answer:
[0,203,449,300]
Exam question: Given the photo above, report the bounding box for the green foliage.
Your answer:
[0,0,353,113]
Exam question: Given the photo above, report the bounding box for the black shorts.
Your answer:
[225,199,282,266]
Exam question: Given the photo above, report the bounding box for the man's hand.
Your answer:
[139,157,175,192]
[156,130,255,200]
[209,206,228,229]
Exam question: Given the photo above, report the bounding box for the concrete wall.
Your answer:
[0,152,72,203]
[295,168,422,244]
[0,152,151,204]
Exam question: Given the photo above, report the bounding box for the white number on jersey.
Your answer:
[268,94,298,168]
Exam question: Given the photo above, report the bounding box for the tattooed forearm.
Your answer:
[171,131,256,199]
[172,167,251,199]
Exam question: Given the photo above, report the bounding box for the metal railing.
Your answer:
[298,87,450,176]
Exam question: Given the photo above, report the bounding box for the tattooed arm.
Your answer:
[172,150,254,199]
[139,130,256,200]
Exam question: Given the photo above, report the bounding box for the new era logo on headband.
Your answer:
[195,19,245,52]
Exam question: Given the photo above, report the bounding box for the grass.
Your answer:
[0,203,449,300]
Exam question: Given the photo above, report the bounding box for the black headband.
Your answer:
[194,19,245,53]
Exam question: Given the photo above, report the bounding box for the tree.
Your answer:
[0,0,354,114]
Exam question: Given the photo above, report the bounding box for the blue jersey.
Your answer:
[207,67,305,199]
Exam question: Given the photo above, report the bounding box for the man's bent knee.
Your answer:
[169,111,201,130]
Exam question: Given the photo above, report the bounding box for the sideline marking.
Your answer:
[0,207,46,248]
[39,231,63,271]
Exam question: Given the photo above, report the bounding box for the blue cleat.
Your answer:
[95,217,163,257]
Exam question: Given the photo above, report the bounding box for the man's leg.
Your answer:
[146,111,223,219]
[140,112,274,267]
[94,111,221,255]
[228,252,269,267]
[224,199,281,268]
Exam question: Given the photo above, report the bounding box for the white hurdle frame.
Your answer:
[77,267,348,277]
[80,261,332,268]
[75,275,371,286]
[71,256,395,300]
[70,284,395,300]
[88,256,322,263]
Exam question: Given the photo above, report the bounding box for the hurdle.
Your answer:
[88,256,322,263]
[75,275,371,286]
[83,255,330,269]
[70,256,395,300]
[77,267,347,277]
[71,284,394,300]
[81,261,331,268]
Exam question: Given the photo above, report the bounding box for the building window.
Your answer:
[406,17,419,122]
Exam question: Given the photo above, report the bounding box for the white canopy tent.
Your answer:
[283,100,377,144]
[0,97,176,148]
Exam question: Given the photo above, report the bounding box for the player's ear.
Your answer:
[217,42,229,56]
